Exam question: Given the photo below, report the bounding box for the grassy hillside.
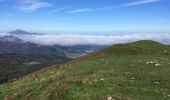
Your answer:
[0,40,170,100]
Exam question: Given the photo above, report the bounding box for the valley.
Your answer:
[0,31,106,84]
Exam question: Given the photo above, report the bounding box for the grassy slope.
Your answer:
[0,40,170,100]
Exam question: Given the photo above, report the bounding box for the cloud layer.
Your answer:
[9,33,170,46]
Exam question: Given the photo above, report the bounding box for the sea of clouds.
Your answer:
[0,32,170,46]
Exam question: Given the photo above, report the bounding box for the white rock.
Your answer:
[165,50,167,53]
[155,63,160,66]
[146,62,150,64]
[154,82,160,84]
[131,77,136,80]
[107,96,112,100]
[150,61,154,64]
[100,78,105,81]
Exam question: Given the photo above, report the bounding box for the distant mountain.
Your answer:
[0,36,65,56]
[0,35,23,43]
[0,42,65,56]
[9,29,42,35]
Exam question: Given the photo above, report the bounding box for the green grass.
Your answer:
[0,40,170,100]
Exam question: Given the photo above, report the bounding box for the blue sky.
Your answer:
[0,0,170,33]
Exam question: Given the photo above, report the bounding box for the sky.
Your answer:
[0,0,170,33]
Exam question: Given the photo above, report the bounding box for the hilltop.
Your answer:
[0,40,170,100]
[101,40,169,55]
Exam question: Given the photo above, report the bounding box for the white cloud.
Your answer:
[70,0,162,13]
[13,33,170,46]
[119,0,161,7]
[20,0,51,12]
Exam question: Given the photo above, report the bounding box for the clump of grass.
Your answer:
[88,74,99,86]
[75,79,83,85]
[57,83,69,94]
